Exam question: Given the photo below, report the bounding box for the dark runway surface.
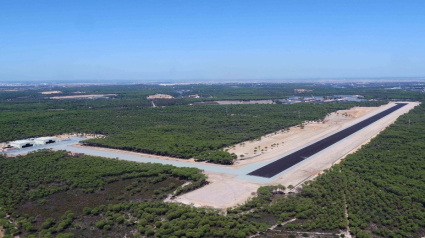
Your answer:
[248,103,408,178]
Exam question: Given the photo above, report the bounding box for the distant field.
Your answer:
[49,94,117,99]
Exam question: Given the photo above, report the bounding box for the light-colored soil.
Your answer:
[174,172,260,208]
[174,102,420,209]
[215,100,275,105]
[49,94,117,99]
[227,106,375,168]
[56,133,106,140]
[268,102,419,188]
[12,102,418,209]
[41,91,62,94]
[71,144,198,163]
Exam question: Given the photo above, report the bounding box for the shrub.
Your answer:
[95,220,106,229]
[56,233,74,238]
[83,207,91,215]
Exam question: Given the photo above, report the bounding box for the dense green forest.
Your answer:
[1,84,425,238]
[2,99,425,238]
[82,102,385,161]
[228,101,425,238]
[1,93,386,164]
[0,151,210,237]
[2,83,423,104]
[0,151,270,238]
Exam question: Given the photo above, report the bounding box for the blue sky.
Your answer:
[1,0,425,81]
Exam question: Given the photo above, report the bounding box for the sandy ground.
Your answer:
[269,102,419,186]
[215,100,275,105]
[5,102,419,209]
[49,94,117,99]
[173,172,260,208]
[62,134,203,164]
[40,91,62,94]
[228,106,375,167]
[56,133,106,140]
[175,102,420,209]
[71,144,199,163]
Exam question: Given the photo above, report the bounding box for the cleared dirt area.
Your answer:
[215,100,275,105]
[49,94,117,99]
[71,144,198,163]
[56,133,106,140]
[176,102,419,209]
[41,90,62,94]
[249,103,408,177]
[174,172,260,208]
[7,102,419,209]
[227,106,375,167]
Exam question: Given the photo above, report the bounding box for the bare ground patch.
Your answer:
[172,102,420,208]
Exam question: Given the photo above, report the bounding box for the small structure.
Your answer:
[188,94,200,98]
[147,94,174,99]
[9,140,35,149]
[34,137,58,145]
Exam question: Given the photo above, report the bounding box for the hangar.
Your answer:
[9,140,35,149]
[34,137,58,145]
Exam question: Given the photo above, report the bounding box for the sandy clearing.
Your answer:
[5,102,419,209]
[49,94,117,99]
[59,134,235,167]
[56,105,381,170]
[215,100,275,105]
[174,102,419,209]
[60,102,420,209]
[268,102,419,188]
[41,91,62,94]
[228,106,375,168]
[71,144,199,164]
[174,172,260,209]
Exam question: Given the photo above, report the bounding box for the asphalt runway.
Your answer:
[248,103,408,178]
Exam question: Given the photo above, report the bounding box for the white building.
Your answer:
[34,137,58,145]
[9,140,35,149]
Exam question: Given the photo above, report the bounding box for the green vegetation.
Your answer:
[0,150,207,237]
[2,83,423,104]
[78,201,269,238]
[0,150,206,211]
[194,150,237,164]
[1,98,385,164]
[3,102,425,237]
[230,101,425,238]
[0,151,271,238]
[2,84,425,238]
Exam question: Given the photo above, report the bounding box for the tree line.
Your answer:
[1,97,385,164]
